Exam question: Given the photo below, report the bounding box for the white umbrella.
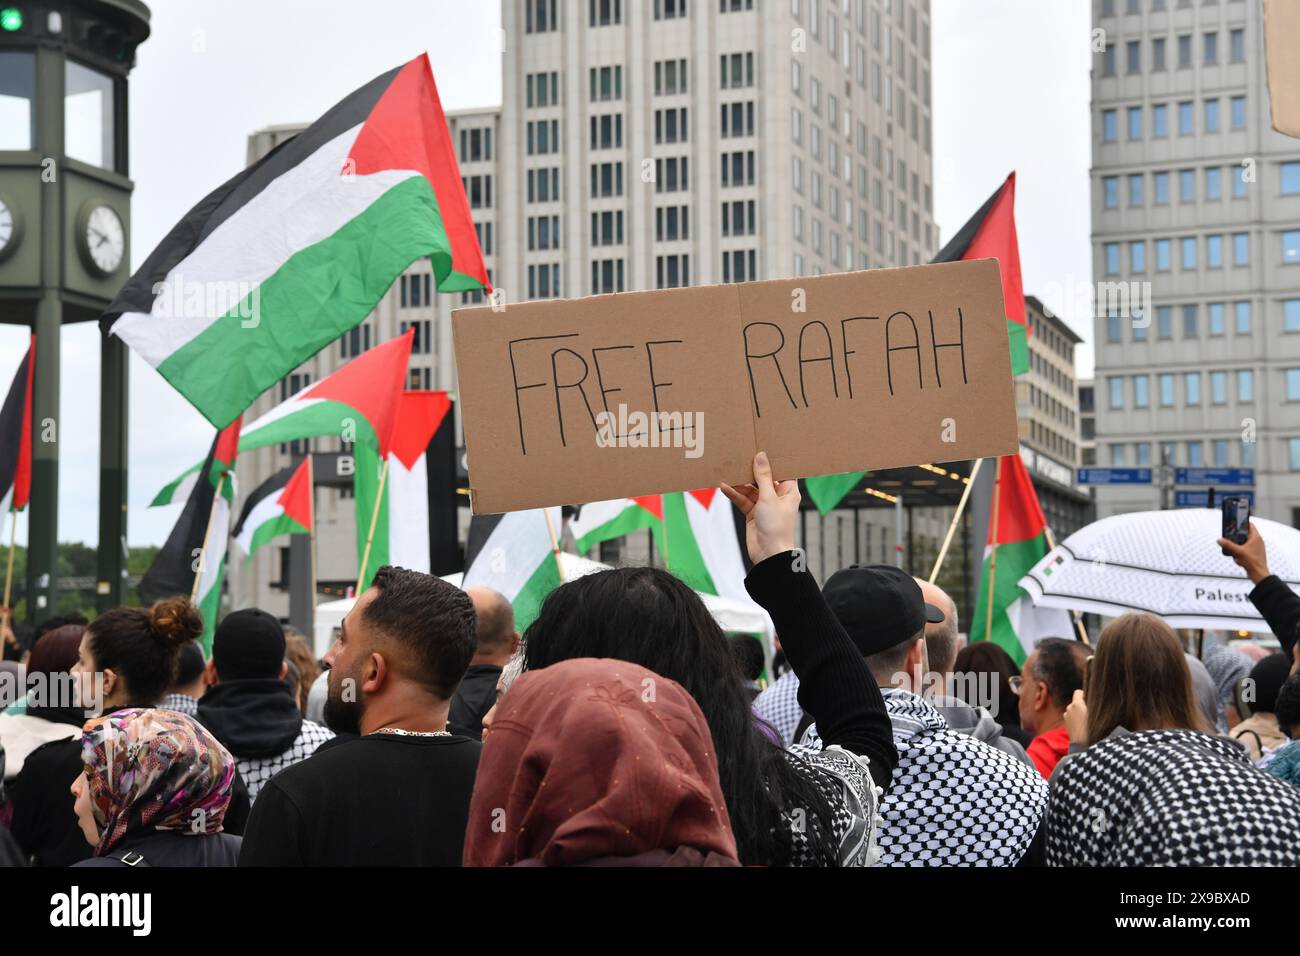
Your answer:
[1018,509,1300,633]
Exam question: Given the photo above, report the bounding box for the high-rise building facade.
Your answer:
[1091,0,1300,520]
[230,0,940,614]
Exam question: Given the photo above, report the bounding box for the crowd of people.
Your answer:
[2,452,1300,867]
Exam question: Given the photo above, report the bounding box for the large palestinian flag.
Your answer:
[353,390,456,589]
[803,172,1027,515]
[140,417,242,651]
[462,508,563,632]
[0,336,35,517]
[970,454,1072,665]
[101,53,490,428]
[233,457,313,556]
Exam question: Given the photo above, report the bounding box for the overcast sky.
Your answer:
[0,0,1093,548]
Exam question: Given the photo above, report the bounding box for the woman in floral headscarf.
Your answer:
[70,708,241,867]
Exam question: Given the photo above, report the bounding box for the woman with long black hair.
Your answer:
[519,453,896,866]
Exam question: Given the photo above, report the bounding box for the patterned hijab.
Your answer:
[80,707,236,855]
[463,658,739,867]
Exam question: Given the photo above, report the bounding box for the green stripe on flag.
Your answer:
[197,557,225,656]
[574,506,658,553]
[512,550,562,633]
[151,463,200,507]
[970,532,1048,666]
[805,472,865,515]
[242,400,380,453]
[660,492,717,595]
[245,514,310,557]
[156,176,470,426]
[1008,319,1029,377]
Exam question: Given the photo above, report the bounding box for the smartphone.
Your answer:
[1221,496,1251,555]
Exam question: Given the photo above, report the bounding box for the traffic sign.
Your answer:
[1175,468,1255,486]
[1077,468,1153,485]
[1175,490,1255,508]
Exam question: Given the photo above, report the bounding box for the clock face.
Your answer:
[0,198,14,258]
[84,204,125,276]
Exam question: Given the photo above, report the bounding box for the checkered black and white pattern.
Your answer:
[783,744,883,867]
[239,720,335,801]
[157,694,198,718]
[803,689,1048,866]
[753,671,802,747]
[1046,728,1300,866]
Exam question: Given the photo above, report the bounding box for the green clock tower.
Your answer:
[0,1,149,620]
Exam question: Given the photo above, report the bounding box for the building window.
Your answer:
[720,101,755,138]
[1178,100,1194,135]
[1177,34,1192,69]
[525,0,559,33]
[1109,443,1127,466]
[1157,305,1173,339]
[1207,234,1223,268]
[1155,238,1171,272]
[1183,303,1198,338]
[527,264,561,300]
[1282,162,1300,195]
[655,254,690,288]
[1185,372,1201,404]
[1130,240,1146,273]
[1128,173,1143,206]
[1154,171,1169,204]
[1134,375,1150,408]
[1232,232,1249,266]
[590,66,624,102]
[525,120,560,155]
[1238,370,1254,403]
[1102,109,1117,142]
[1102,43,1116,77]
[590,258,625,294]
[1210,371,1227,405]
[1152,103,1168,136]
[589,210,623,247]
[1187,442,1203,467]
[655,156,689,193]
[1230,96,1246,130]
[722,199,757,237]
[526,167,560,204]
[1289,439,1300,472]
[590,112,625,150]
[655,204,690,242]
[655,0,688,18]
[589,161,625,197]
[1285,299,1300,332]
[654,58,689,96]
[1284,230,1300,264]
[1179,168,1195,202]
[1105,242,1120,275]
[1108,376,1124,409]
[1204,98,1220,133]
[1206,167,1221,200]
[1235,301,1251,334]
[721,150,756,187]
[1181,236,1197,270]
[1209,302,1225,336]
[589,0,623,27]
[1127,106,1142,140]
[722,249,758,283]
[1214,440,1229,467]
[1159,374,1176,407]
[1137,442,1152,467]
[720,52,756,90]
[719,0,753,10]
[1152,36,1167,71]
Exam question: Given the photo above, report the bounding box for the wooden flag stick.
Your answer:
[191,473,226,603]
[307,454,318,618]
[2,507,18,630]
[1043,524,1091,645]
[542,507,566,583]
[356,457,390,593]
[929,458,983,584]
[983,456,1004,641]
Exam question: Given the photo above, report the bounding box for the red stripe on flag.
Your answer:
[963,172,1026,336]
[632,495,664,520]
[308,330,413,458]
[214,415,243,472]
[390,390,452,470]
[13,335,35,511]
[346,54,491,291]
[988,454,1047,547]
[688,488,716,509]
[276,457,315,533]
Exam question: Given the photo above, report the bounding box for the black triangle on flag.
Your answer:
[139,435,221,603]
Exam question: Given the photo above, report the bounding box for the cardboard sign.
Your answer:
[453,258,1019,514]
[1265,0,1300,138]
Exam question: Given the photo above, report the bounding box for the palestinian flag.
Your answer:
[569,496,663,552]
[660,490,751,604]
[462,508,563,632]
[140,417,242,651]
[970,454,1071,664]
[101,53,490,429]
[151,330,412,503]
[353,390,456,589]
[233,457,313,556]
[797,173,1027,516]
[151,414,242,507]
[933,171,1028,376]
[0,336,35,516]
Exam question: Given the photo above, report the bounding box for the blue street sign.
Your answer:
[1175,491,1255,508]
[1077,468,1153,485]
[1175,468,1255,487]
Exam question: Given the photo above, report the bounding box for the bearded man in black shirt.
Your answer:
[239,566,480,866]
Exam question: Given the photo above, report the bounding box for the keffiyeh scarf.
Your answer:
[1046,729,1300,866]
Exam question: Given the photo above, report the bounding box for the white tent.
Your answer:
[313,554,777,668]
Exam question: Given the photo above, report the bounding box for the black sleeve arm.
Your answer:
[745,549,897,790]
[1249,575,1299,662]
[237,782,304,867]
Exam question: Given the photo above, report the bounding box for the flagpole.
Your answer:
[355,457,390,592]
[307,454,317,619]
[2,507,17,631]
[1042,524,1090,645]
[541,507,566,582]
[983,457,1004,641]
[929,458,983,584]
[191,473,226,603]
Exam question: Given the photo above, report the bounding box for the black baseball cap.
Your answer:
[822,565,945,657]
[212,608,286,681]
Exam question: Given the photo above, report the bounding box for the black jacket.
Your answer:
[448,664,502,738]
[7,704,252,867]
[74,830,241,867]
[1249,575,1300,662]
[196,678,303,758]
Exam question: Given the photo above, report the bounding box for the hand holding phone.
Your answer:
[1221,496,1251,556]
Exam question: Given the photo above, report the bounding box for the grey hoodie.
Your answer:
[930,695,1034,767]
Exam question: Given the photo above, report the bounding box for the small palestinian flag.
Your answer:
[151,413,242,507]
[101,53,490,429]
[140,416,242,650]
[151,330,413,503]
[233,457,313,556]
[799,173,1026,516]
[569,496,663,552]
[933,172,1028,376]
[970,454,1073,664]
[0,336,35,516]
[462,508,563,632]
[352,390,456,589]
